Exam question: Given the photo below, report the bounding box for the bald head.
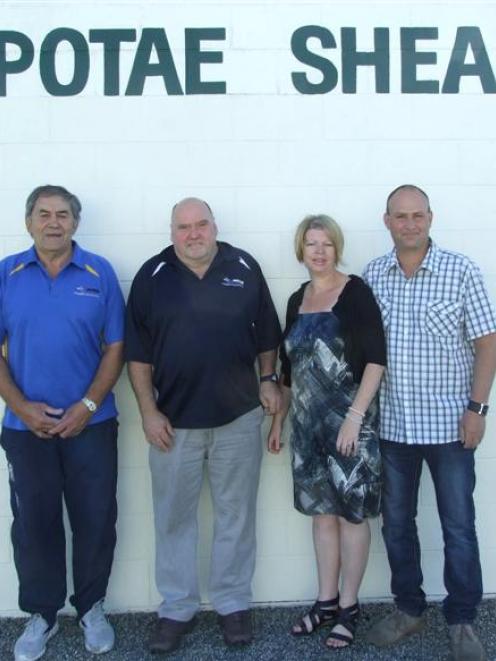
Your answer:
[386,184,431,215]
[171,197,214,225]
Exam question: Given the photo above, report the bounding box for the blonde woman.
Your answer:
[268,215,385,649]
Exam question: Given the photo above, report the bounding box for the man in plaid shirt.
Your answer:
[363,184,496,661]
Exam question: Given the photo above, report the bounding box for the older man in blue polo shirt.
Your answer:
[126,197,281,654]
[0,185,125,661]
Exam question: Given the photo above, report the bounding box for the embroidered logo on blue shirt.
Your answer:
[221,277,244,288]
[74,286,101,297]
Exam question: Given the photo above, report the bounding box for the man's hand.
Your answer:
[259,382,281,415]
[18,401,64,438]
[49,401,92,438]
[267,419,284,454]
[142,410,175,451]
[459,410,486,449]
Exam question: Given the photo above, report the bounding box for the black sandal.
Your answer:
[325,602,360,648]
[291,596,339,636]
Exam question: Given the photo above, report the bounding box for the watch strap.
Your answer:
[81,397,97,413]
[467,400,489,417]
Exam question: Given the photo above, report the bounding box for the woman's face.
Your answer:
[302,228,336,275]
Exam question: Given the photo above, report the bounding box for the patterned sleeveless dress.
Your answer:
[285,310,381,523]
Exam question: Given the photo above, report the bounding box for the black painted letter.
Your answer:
[185,28,226,94]
[291,26,338,94]
[89,29,136,96]
[40,28,89,96]
[401,28,439,93]
[341,28,389,93]
[443,27,496,93]
[0,31,34,96]
[126,28,182,95]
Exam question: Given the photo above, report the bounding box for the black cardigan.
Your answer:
[280,275,386,387]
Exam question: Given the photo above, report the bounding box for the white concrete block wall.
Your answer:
[0,0,495,615]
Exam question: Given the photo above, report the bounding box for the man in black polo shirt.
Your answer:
[125,197,281,653]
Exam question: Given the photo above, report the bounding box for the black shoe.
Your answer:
[149,616,196,654]
[218,610,253,646]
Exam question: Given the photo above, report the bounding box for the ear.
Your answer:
[213,221,218,237]
[25,217,33,235]
[383,212,391,231]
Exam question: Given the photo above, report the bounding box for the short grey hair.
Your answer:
[25,185,82,221]
[171,197,213,223]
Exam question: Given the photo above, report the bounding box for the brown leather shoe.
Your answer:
[365,608,425,647]
[218,610,253,646]
[449,624,486,661]
[149,616,196,654]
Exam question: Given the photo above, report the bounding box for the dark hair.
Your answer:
[25,185,82,221]
[386,184,431,214]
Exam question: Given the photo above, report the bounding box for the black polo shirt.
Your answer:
[125,242,281,428]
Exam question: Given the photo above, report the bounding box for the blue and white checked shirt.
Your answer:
[363,241,496,445]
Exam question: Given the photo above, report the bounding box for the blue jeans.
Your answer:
[380,439,482,625]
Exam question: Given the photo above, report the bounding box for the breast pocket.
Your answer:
[422,299,462,348]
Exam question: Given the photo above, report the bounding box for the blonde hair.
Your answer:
[294,214,344,264]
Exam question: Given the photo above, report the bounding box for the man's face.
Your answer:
[171,200,218,267]
[384,189,432,253]
[26,195,77,256]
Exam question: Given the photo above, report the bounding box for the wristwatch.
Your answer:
[81,397,98,413]
[467,400,489,417]
[260,373,278,384]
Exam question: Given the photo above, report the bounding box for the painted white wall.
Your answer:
[1,0,496,616]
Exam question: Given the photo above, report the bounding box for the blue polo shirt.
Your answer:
[125,242,281,428]
[0,242,125,430]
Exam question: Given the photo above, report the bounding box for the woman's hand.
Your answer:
[336,417,360,456]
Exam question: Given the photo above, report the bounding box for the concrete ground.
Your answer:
[1,599,495,660]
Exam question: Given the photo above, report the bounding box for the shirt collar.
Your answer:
[26,241,86,270]
[383,239,440,276]
[164,241,236,268]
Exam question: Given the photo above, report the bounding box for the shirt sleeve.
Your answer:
[102,260,125,345]
[356,283,387,367]
[124,265,154,363]
[254,267,282,354]
[463,262,496,341]
[0,267,5,345]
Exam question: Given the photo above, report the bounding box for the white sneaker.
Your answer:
[80,600,115,654]
[14,614,59,661]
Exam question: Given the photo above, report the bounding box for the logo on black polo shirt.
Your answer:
[74,286,101,297]
[221,277,244,288]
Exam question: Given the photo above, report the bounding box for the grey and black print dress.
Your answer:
[280,275,387,524]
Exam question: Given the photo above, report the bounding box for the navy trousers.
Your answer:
[1,418,118,625]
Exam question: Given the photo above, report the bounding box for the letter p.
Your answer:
[0,31,34,96]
